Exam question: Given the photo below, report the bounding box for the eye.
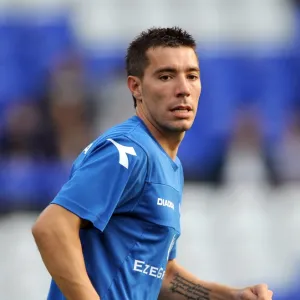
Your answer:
[159,75,172,81]
[187,74,199,80]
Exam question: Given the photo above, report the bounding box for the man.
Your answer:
[32,27,273,300]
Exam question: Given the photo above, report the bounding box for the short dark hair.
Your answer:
[126,27,197,108]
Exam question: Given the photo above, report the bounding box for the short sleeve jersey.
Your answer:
[48,116,184,300]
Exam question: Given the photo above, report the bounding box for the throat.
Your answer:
[136,109,183,161]
[159,139,180,161]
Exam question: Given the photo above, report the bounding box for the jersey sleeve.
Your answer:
[168,242,177,260]
[51,137,147,231]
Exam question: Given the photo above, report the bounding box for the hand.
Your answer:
[233,284,273,300]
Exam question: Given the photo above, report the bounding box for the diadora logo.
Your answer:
[107,138,137,169]
[133,260,165,280]
[157,198,174,210]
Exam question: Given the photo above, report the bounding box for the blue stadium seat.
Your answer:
[255,53,294,146]
[0,159,70,209]
[292,7,300,108]
[84,48,125,82]
[0,17,26,104]
[19,13,76,96]
[273,267,300,300]
[291,45,300,107]
[0,13,75,104]
[30,14,76,69]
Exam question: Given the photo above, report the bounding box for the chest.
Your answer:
[132,181,181,234]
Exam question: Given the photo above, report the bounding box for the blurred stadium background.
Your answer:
[0,0,300,299]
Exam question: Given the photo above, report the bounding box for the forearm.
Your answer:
[159,261,236,300]
[32,223,99,300]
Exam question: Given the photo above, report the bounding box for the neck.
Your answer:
[136,108,184,161]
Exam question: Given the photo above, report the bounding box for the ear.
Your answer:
[127,76,142,101]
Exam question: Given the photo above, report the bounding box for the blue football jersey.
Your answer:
[48,116,184,300]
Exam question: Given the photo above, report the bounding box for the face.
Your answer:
[130,46,201,134]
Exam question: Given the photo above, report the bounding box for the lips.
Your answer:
[170,105,192,112]
[170,105,192,119]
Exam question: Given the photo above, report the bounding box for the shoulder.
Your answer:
[72,117,156,172]
[102,116,158,161]
[73,118,148,172]
[83,117,148,157]
[82,135,148,169]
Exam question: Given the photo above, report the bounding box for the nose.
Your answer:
[175,76,191,98]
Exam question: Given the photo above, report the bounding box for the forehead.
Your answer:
[145,46,199,71]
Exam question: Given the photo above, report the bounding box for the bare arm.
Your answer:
[158,260,236,300]
[32,204,100,300]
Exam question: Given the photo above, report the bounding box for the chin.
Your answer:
[167,119,194,132]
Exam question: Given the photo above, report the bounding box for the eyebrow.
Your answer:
[153,66,200,75]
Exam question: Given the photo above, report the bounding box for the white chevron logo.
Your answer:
[107,138,137,169]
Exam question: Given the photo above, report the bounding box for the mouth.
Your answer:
[170,105,192,113]
[170,105,193,119]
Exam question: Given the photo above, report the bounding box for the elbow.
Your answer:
[32,221,42,237]
[32,219,47,243]
[32,214,54,245]
[32,219,61,253]
[32,205,80,246]
[32,206,57,242]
